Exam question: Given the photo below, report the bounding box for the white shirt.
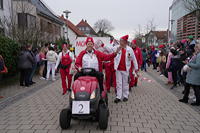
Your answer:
[55,50,74,69]
[82,51,99,71]
[113,46,138,72]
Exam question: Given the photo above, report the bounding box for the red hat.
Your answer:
[85,37,94,44]
[158,45,165,49]
[131,40,137,45]
[120,35,129,41]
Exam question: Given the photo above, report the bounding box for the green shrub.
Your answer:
[0,35,20,76]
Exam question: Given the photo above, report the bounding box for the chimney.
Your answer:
[85,20,87,23]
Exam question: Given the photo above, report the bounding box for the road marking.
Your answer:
[141,77,154,83]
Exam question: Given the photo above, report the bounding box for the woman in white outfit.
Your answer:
[46,47,58,81]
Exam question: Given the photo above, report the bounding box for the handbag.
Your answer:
[0,65,8,74]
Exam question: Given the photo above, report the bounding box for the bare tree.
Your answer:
[184,0,200,11]
[144,18,157,35]
[94,19,114,37]
[134,24,143,38]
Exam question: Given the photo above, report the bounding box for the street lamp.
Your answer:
[63,10,71,43]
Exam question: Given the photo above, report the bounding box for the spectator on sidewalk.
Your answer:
[188,35,196,51]
[42,43,49,79]
[39,47,47,80]
[179,43,200,106]
[177,48,188,86]
[0,55,8,80]
[169,48,179,89]
[18,45,35,87]
[151,48,158,70]
[27,45,37,85]
[141,48,147,72]
[166,47,175,85]
[158,51,166,76]
[0,55,4,72]
[46,46,58,81]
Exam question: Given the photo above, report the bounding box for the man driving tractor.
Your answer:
[74,37,121,92]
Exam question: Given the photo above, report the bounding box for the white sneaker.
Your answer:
[40,77,46,80]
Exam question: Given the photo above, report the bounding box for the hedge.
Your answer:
[0,35,20,76]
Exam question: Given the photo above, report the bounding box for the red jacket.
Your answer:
[133,47,143,68]
[75,50,116,72]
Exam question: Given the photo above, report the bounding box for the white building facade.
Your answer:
[62,25,77,45]
[0,0,12,36]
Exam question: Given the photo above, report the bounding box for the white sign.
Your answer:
[75,37,110,56]
[142,37,146,43]
[72,101,90,114]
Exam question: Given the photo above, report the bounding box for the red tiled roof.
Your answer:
[153,31,168,40]
[60,16,86,37]
[76,19,97,35]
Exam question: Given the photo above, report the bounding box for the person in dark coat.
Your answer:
[28,45,37,85]
[179,43,200,106]
[18,45,35,87]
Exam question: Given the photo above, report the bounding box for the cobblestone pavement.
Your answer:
[147,68,200,113]
[0,72,200,133]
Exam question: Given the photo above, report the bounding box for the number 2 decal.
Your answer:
[79,104,84,113]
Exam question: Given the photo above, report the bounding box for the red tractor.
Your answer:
[59,68,109,130]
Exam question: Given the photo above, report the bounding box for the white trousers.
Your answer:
[46,62,56,80]
[116,70,129,99]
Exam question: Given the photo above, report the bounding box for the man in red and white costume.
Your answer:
[94,39,117,93]
[129,40,143,89]
[114,35,138,103]
[75,37,121,92]
[55,44,74,95]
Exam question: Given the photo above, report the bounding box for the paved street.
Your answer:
[0,72,200,133]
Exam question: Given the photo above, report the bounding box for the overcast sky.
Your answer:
[43,0,173,39]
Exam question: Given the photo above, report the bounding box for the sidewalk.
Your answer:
[146,67,200,114]
[0,71,200,133]
[0,74,59,110]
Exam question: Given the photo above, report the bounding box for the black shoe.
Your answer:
[123,98,128,102]
[114,98,121,103]
[170,85,177,90]
[31,81,36,84]
[62,92,67,95]
[129,87,132,92]
[179,99,188,103]
[67,89,71,92]
[20,84,24,86]
[191,102,200,106]
[107,90,111,93]
[25,85,29,87]
[134,83,137,87]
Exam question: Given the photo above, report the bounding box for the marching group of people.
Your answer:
[60,35,143,103]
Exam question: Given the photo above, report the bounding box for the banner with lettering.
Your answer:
[75,37,110,56]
